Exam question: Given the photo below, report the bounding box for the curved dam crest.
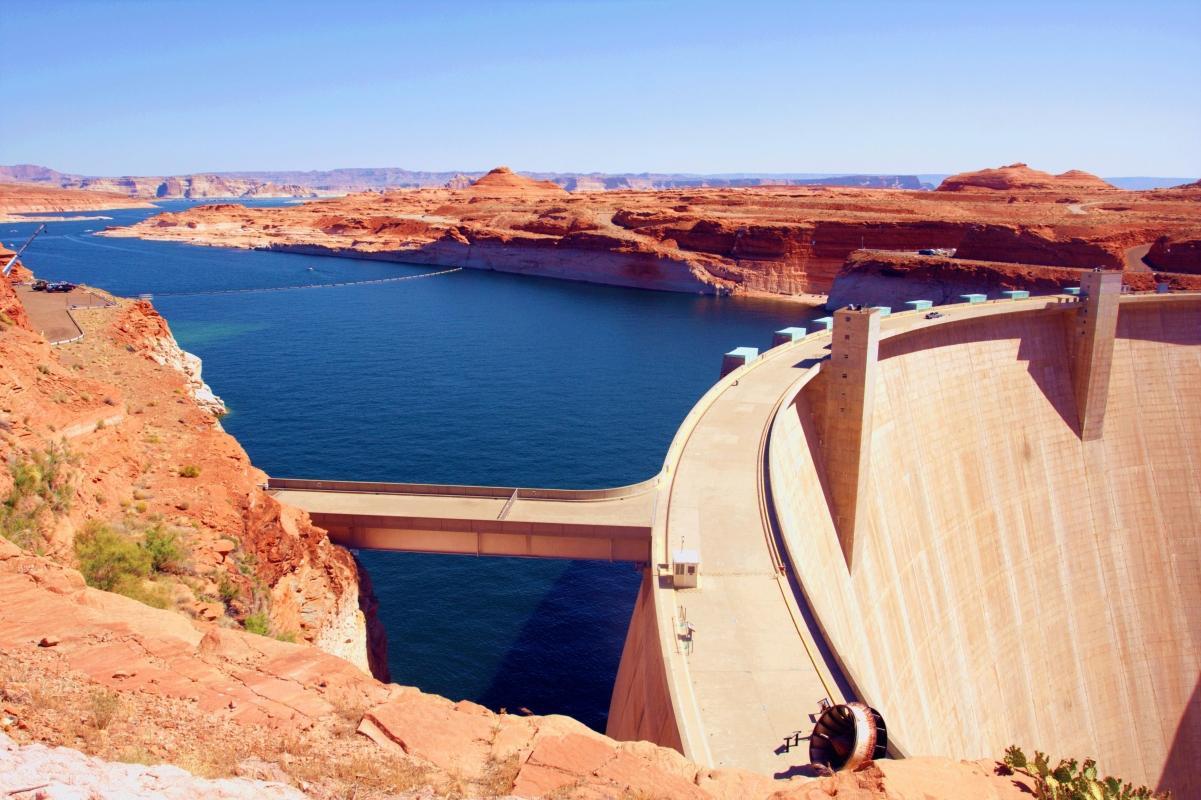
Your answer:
[603,290,1199,794]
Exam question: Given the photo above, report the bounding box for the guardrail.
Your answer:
[266,474,660,503]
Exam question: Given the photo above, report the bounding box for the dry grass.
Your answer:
[1,648,437,799]
[478,753,520,797]
[89,689,120,730]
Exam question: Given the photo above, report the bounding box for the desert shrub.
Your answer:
[1,445,78,548]
[90,689,120,730]
[142,523,185,573]
[6,443,76,512]
[1003,746,1171,800]
[74,522,152,591]
[178,464,201,478]
[217,572,239,603]
[243,611,271,636]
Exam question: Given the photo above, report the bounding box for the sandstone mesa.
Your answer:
[101,163,1201,304]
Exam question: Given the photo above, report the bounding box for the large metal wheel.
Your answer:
[808,702,888,771]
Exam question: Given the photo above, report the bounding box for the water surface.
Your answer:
[6,201,825,730]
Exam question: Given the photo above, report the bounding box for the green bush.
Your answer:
[177,464,201,478]
[142,524,185,573]
[1,445,77,548]
[1003,746,1171,800]
[74,522,151,592]
[10,444,75,513]
[243,611,271,636]
[217,572,239,604]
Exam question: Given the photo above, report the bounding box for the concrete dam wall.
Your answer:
[768,298,1200,795]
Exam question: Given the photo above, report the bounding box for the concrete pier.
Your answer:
[824,306,882,571]
[720,346,759,377]
[771,327,808,347]
[1072,270,1122,440]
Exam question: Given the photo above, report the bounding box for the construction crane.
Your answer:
[2,224,46,278]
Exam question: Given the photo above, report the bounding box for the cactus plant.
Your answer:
[1002,746,1171,800]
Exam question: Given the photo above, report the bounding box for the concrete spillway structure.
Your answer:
[277,288,1200,796]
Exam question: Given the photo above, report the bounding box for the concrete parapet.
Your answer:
[813,316,835,330]
[1072,270,1122,440]
[772,326,808,346]
[960,293,987,303]
[1002,290,1030,300]
[871,306,892,317]
[1065,286,1081,296]
[905,300,933,311]
[824,306,882,570]
[720,346,759,377]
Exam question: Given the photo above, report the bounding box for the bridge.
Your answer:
[268,477,656,562]
[273,282,1201,792]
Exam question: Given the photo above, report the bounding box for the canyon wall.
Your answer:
[0,182,154,218]
[0,165,315,199]
[769,299,1201,797]
[0,268,386,676]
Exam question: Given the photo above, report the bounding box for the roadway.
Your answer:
[650,293,1101,775]
[269,479,656,562]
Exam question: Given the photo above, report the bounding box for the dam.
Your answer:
[275,279,1200,795]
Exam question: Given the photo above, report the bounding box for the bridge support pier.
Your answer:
[1072,270,1122,441]
[825,306,882,571]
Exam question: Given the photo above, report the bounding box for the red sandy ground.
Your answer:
[103,164,1200,299]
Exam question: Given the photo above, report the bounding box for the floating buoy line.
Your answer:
[125,267,462,298]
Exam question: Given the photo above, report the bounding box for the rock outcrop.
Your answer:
[102,166,1201,298]
[0,264,385,677]
[465,166,567,196]
[936,162,1116,192]
[1145,234,1201,273]
[0,182,154,219]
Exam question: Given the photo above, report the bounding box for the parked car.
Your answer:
[917,248,937,255]
[46,281,76,293]
[924,311,944,320]
[32,279,48,291]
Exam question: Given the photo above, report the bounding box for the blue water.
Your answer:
[6,201,826,730]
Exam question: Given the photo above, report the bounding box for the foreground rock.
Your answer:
[0,732,304,800]
[104,163,1200,297]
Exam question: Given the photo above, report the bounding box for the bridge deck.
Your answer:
[269,479,655,562]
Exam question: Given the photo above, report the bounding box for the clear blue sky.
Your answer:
[2,0,1198,177]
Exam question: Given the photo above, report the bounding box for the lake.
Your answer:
[5,200,824,730]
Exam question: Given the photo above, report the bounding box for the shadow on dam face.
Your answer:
[770,298,1201,797]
